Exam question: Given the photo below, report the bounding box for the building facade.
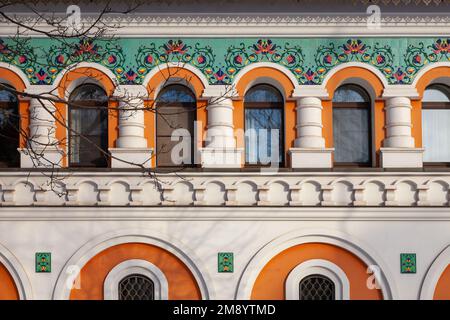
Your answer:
[0,0,450,300]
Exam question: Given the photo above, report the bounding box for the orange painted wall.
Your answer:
[0,262,19,300]
[251,243,383,300]
[434,264,450,300]
[69,243,202,300]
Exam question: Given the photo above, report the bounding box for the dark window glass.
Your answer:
[0,85,19,167]
[69,84,108,167]
[119,274,154,300]
[422,84,450,163]
[299,275,335,300]
[156,85,196,167]
[333,84,371,165]
[244,84,284,165]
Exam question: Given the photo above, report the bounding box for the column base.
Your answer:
[200,147,243,168]
[380,147,424,168]
[289,148,334,169]
[18,147,64,168]
[109,148,154,168]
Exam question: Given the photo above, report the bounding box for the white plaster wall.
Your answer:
[0,207,449,300]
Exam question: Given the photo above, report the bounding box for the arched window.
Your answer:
[332,84,371,166]
[156,84,196,167]
[118,274,154,300]
[299,274,335,300]
[68,84,108,167]
[422,84,450,164]
[0,84,19,167]
[244,84,284,166]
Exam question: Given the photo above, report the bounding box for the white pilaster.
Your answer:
[381,87,423,168]
[289,88,333,168]
[19,86,63,168]
[109,85,153,168]
[200,86,242,168]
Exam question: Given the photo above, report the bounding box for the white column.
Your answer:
[289,88,333,168]
[20,86,63,168]
[384,97,415,148]
[109,85,153,168]
[381,88,424,168]
[294,97,325,148]
[200,86,242,168]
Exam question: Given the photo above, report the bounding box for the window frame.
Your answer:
[0,84,20,168]
[103,259,168,300]
[332,84,373,167]
[155,84,197,168]
[422,84,450,167]
[244,84,285,167]
[68,84,109,168]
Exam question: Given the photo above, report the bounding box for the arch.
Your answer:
[420,244,450,300]
[413,62,450,96]
[286,259,350,300]
[236,229,394,300]
[142,63,208,167]
[323,64,386,166]
[0,242,33,300]
[142,62,208,99]
[53,228,211,300]
[0,63,29,91]
[232,63,297,98]
[232,64,297,165]
[104,259,168,300]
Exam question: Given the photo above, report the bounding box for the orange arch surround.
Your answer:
[251,242,383,300]
[323,67,386,165]
[0,67,30,149]
[233,67,297,166]
[0,261,19,300]
[145,67,207,167]
[54,67,118,166]
[434,264,450,300]
[69,242,202,300]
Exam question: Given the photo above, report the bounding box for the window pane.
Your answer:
[245,85,282,103]
[299,275,335,300]
[333,108,370,163]
[423,109,450,162]
[333,85,369,103]
[69,84,108,167]
[423,85,450,102]
[245,108,282,164]
[0,88,19,167]
[119,274,154,300]
[156,85,196,166]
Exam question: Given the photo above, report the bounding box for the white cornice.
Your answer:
[2,13,450,37]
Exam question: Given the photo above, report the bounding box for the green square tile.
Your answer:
[218,252,233,273]
[401,253,416,274]
[36,252,51,273]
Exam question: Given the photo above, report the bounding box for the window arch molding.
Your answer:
[104,259,169,300]
[285,259,350,300]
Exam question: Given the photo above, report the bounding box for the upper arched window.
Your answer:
[0,84,19,167]
[156,84,196,167]
[244,84,284,166]
[332,84,371,166]
[68,84,108,167]
[119,274,155,300]
[422,84,450,164]
[299,274,335,300]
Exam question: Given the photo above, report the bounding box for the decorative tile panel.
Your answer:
[218,252,233,273]
[35,252,51,273]
[400,253,416,274]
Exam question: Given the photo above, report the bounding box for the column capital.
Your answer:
[382,86,419,99]
[292,86,329,99]
[113,85,148,98]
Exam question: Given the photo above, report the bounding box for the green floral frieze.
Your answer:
[0,37,449,86]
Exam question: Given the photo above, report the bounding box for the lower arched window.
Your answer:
[299,274,335,300]
[68,84,108,167]
[0,84,19,167]
[119,274,155,300]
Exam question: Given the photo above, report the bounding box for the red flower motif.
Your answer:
[252,39,277,55]
[107,55,116,64]
[18,55,27,64]
[376,54,385,64]
[197,55,206,64]
[413,54,422,64]
[286,54,295,64]
[323,54,332,64]
[145,55,153,64]
[432,39,450,54]
[234,55,243,64]
[163,40,188,55]
[56,54,65,64]
[342,39,366,55]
